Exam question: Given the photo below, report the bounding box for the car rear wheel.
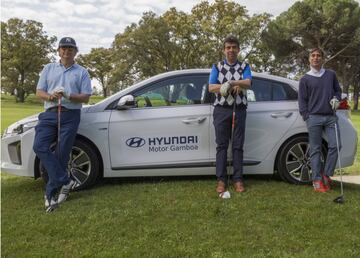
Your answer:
[39,138,100,190]
[277,135,327,185]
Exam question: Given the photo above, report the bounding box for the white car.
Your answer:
[1,69,357,189]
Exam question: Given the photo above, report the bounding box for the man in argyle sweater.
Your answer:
[209,35,252,193]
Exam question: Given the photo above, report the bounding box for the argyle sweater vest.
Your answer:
[214,60,247,107]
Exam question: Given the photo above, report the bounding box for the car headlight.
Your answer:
[22,120,38,133]
[3,120,38,137]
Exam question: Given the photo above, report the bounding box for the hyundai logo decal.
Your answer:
[126,137,146,148]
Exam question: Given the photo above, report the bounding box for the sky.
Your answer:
[1,0,304,54]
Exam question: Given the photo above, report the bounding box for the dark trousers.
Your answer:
[33,109,80,199]
[213,105,246,183]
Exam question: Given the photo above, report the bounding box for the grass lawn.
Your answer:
[2,174,360,257]
[1,94,360,257]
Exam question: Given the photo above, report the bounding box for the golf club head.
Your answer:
[333,195,345,204]
[219,191,231,199]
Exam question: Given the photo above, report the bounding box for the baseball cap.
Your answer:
[58,37,77,50]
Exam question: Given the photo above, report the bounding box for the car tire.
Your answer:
[277,135,327,185]
[39,138,100,190]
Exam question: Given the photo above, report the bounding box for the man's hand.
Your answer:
[51,86,69,99]
[330,96,340,111]
[220,81,232,97]
[231,85,242,95]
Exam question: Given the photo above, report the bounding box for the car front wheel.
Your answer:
[39,138,100,190]
[277,135,327,185]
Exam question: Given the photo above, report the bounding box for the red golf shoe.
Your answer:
[313,180,327,193]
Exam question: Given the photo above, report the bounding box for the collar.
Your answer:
[224,59,239,67]
[307,66,325,77]
[58,60,76,69]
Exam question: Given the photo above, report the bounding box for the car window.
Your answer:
[272,83,287,101]
[247,78,298,102]
[134,75,209,108]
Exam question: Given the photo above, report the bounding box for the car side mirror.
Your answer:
[117,95,136,110]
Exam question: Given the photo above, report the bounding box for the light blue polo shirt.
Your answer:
[37,62,92,110]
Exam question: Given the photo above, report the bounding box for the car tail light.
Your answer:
[338,98,350,110]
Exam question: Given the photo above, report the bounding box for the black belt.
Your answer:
[46,106,70,112]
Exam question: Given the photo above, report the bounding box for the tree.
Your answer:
[262,0,360,78]
[77,48,113,97]
[164,0,271,67]
[188,0,249,64]
[1,18,56,102]
[110,0,272,88]
[337,44,360,109]
[112,11,181,88]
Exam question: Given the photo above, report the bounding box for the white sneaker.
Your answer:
[44,195,58,212]
[57,180,76,204]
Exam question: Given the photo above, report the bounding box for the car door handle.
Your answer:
[271,112,293,118]
[182,117,207,124]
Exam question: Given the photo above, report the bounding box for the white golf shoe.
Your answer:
[57,180,76,204]
[45,195,58,213]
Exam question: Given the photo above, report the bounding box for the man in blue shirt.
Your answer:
[33,37,92,212]
[298,48,342,193]
[209,35,252,194]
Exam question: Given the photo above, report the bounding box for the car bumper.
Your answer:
[1,129,36,177]
[339,117,358,168]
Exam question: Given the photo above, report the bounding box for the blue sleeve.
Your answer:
[209,64,219,84]
[36,65,49,91]
[243,64,252,80]
[81,70,92,95]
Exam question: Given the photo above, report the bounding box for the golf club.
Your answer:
[228,99,236,187]
[333,122,345,204]
[57,97,61,159]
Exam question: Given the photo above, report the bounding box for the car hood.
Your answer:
[11,114,39,126]
[3,106,92,134]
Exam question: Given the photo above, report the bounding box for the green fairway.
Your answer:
[1,94,360,257]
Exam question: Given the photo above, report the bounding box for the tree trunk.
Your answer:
[15,72,26,103]
[342,83,349,96]
[16,87,25,103]
[100,77,108,98]
[102,87,108,98]
[353,83,359,110]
